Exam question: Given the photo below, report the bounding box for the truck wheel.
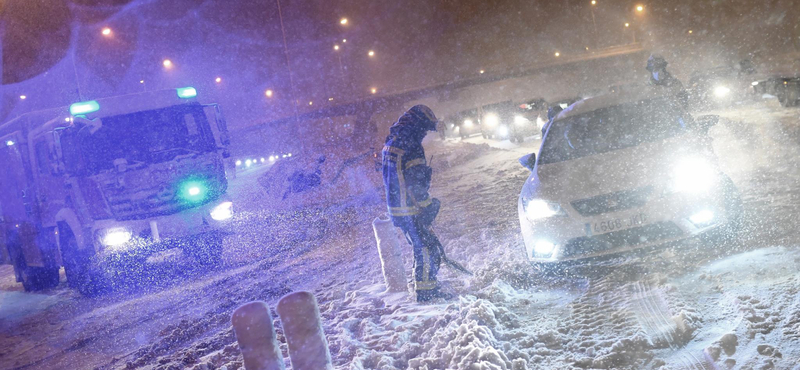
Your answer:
[185,233,224,265]
[59,224,108,296]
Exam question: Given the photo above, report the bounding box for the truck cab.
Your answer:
[0,87,233,294]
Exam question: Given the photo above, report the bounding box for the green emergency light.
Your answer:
[176,87,197,99]
[179,180,207,203]
[69,100,100,116]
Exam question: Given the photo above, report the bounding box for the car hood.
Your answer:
[524,133,715,205]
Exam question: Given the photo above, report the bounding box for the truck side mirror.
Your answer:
[519,153,536,171]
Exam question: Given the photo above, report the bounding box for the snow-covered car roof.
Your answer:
[554,85,683,122]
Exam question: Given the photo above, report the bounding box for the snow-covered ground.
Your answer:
[2,100,800,370]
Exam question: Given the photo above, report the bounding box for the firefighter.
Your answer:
[382,105,453,302]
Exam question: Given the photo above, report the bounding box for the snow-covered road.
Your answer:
[2,100,800,370]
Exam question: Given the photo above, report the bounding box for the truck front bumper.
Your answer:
[92,198,233,256]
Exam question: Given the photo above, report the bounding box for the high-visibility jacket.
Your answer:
[382,114,433,226]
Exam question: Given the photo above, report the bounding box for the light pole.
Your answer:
[276,0,300,125]
[589,1,598,48]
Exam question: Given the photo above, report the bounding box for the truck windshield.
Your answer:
[80,104,216,174]
[539,97,690,165]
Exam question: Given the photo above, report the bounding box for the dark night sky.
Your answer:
[2,0,798,128]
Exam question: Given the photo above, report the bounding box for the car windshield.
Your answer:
[80,104,215,173]
[539,97,690,164]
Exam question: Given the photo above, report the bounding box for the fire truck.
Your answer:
[0,87,233,294]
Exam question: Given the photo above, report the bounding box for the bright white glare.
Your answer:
[6,140,15,146]
[713,86,731,98]
[210,201,234,221]
[269,156,276,161]
[498,126,509,137]
[751,81,759,86]
[288,153,292,157]
[102,228,132,246]
[188,187,201,196]
[690,210,714,225]
[20,95,26,100]
[245,159,252,167]
[484,113,499,127]
[534,240,556,256]
[526,200,560,221]
[449,123,455,128]
[673,158,716,193]
[454,126,460,132]
[463,119,473,127]
[514,115,527,126]
[235,160,242,166]
[282,154,287,158]
[536,116,546,128]
[260,157,265,163]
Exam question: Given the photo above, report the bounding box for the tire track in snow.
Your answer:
[626,280,711,370]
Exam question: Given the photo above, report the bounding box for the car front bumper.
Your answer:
[519,191,730,263]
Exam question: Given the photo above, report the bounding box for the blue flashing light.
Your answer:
[176,87,197,99]
[69,100,100,116]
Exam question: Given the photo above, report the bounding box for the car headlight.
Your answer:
[672,158,717,193]
[102,228,132,247]
[514,115,527,126]
[498,126,509,137]
[524,199,565,221]
[713,86,731,98]
[464,119,473,127]
[210,201,234,221]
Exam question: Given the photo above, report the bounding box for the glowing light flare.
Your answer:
[340,18,348,25]
[534,240,556,256]
[484,113,499,127]
[334,44,340,51]
[163,59,173,68]
[690,210,715,226]
[554,52,560,57]
[69,100,100,115]
[463,119,473,127]
[636,5,644,12]
[210,202,234,221]
[591,0,597,4]
[102,228,132,247]
[371,87,377,94]
[6,140,15,146]
[368,50,375,57]
[514,115,528,126]
[625,22,630,27]
[480,70,485,74]
[101,27,112,36]
[713,86,731,98]
[176,87,197,99]
[265,89,274,97]
[525,199,562,221]
[215,77,222,83]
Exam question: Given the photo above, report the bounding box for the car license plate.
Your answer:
[592,213,648,234]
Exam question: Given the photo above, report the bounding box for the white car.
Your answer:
[518,87,742,263]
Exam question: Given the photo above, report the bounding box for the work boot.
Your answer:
[416,288,455,303]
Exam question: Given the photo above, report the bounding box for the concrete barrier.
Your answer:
[231,301,285,370]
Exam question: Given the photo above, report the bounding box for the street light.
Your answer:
[19,95,26,100]
[334,44,340,51]
[342,39,347,43]
[371,87,377,94]
[163,59,173,68]
[479,69,485,74]
[101,27,112,36]
[340,18,348,25]
[636,4,644,12]
[215,77,222,83]
[554,52,560,57]
[265,89,274,97]
[309,101,313,106]
[591,0,596,4]
[368,50,375,57]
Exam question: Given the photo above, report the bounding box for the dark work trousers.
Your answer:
[399,217,442,292]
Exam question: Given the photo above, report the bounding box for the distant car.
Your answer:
[446,108,482,139]
[751,76,800,107]
[513,98,549,140]
[480,101,518,141]
[518,86,742,264]
[687,66,750,109]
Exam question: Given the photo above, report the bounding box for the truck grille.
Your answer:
[571,186,653,217]
[563,221,684,257]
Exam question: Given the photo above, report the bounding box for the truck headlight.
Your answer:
[484,113,499,127]
[210,201,234,221]
[102,228,132,246]
[498,126,509,137]
[672,158,716,193]
[713,86,731,98]
[524,199,565,221]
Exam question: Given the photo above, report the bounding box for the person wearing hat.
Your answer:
[381,105,453,302]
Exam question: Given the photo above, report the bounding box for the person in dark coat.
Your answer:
[381,105,453,302]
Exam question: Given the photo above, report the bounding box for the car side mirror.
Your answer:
[519,153,536,171]
[695,115,719,133]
